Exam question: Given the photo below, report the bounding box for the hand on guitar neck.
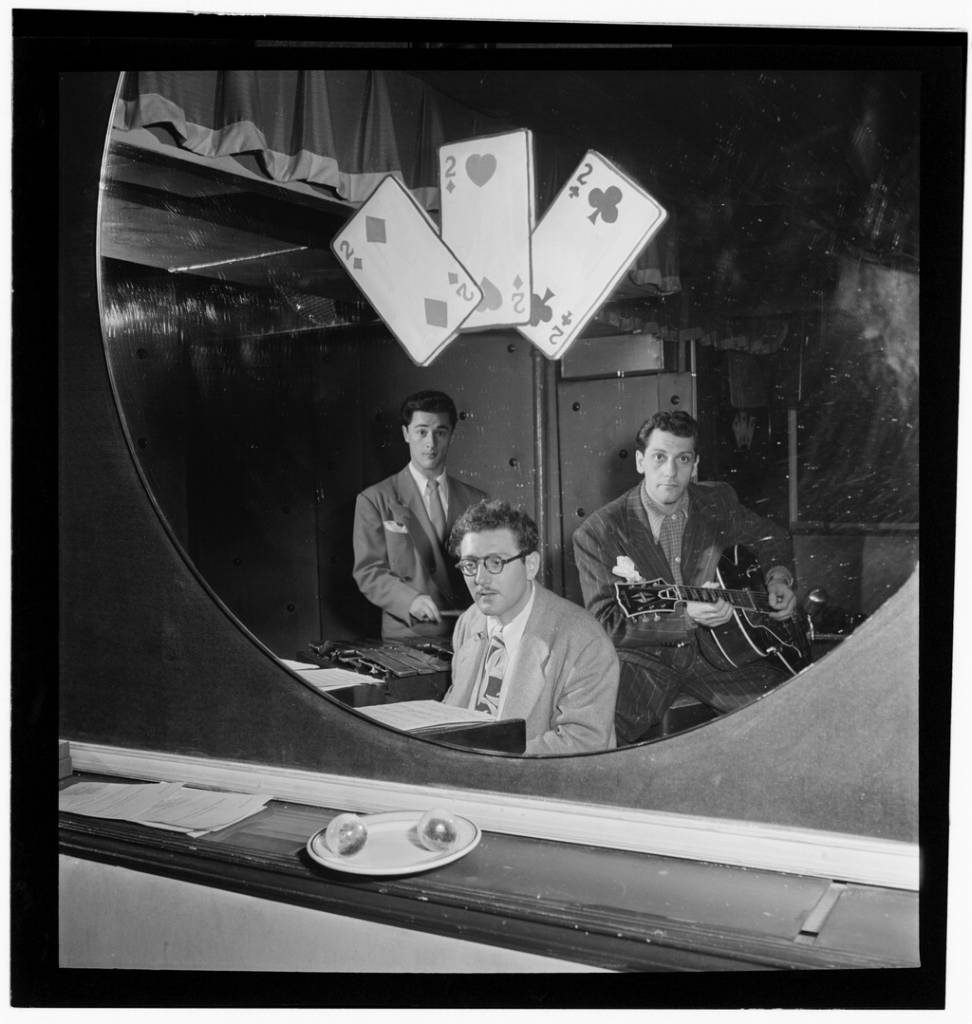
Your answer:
[613,545,811,676]
[686,578,797,627]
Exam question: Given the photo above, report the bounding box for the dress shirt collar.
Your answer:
[640,483,689,541]
[484,581,535,650]
[408,463,448,504]
[482,582,535,719]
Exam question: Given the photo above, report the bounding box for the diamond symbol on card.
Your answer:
[353,257,362,269]
[365,216,387,243]
[448,272,458,285]
[425,298,448,328]
[446,180,455,193]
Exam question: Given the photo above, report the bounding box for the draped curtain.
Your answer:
[116,69,452,209]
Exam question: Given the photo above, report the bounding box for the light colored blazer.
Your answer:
[444,583,619,756]
[353,466,487,639]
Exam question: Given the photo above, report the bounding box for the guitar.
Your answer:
[614,544,813,676]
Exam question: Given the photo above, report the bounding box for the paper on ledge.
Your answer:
[59,780,272,837]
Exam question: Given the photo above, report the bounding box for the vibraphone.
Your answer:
[301,639,454,706]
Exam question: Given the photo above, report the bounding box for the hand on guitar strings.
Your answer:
[765,580,797,621]
[685,582,734,628]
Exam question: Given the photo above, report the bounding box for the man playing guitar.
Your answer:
[573,410,802,745]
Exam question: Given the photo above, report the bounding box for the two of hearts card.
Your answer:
[331,129,667,365]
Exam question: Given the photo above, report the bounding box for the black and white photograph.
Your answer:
[10,3,968,1010]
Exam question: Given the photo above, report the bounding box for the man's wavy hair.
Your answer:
[400,390,458,429]
[635,410,700,453]
[448,499,539,557]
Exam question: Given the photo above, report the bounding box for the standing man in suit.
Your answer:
[573,410,798,745]
[353,390,487,641]
[444,499,618,756]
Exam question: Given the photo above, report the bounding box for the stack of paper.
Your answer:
[356,700,493,732]
[59,781,272,837]
[281,660,384,693]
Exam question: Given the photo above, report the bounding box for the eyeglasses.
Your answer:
[456,552,528,577]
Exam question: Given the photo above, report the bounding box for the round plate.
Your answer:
[306,810,481,876]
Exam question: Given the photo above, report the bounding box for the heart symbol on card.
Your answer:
[466,153,497,187]
[476,276,503,312]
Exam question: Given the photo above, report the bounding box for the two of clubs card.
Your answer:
[517,150,668,360]
[330,175,483,367]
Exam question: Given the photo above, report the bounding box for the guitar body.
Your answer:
[698,545,813,676]
[613,544,813,677]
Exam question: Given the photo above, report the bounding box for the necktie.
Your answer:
[475,630,506,715]
[658,510,685,585]
[427,479,446,544]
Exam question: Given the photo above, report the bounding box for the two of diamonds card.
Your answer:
[330,175,482,366]
[517,151,668,359]
[438,129,535,330]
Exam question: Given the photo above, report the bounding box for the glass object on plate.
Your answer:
[417,808,459,852]
[323,812,368,856]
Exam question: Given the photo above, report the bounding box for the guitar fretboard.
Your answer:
[670,584,772,612]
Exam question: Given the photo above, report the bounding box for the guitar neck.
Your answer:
[675,583,772,612]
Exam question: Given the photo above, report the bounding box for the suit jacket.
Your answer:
[352,467,487,639]
[572,481,795,650]
[444,583,619,756]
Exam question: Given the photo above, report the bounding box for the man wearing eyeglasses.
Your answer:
[353,390,487,640]
[442,499,619,756]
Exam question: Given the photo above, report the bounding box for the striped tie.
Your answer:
[427,479,446,544]
[475,630,506,715]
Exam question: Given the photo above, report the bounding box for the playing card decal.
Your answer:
[440,129,536,331]
[331,175,482,367]
[365,216,387,243]
[476,277,503,312]
[332,140,665,364]
[530,288,554,326]
[588,186,622,224]
[424,298,449,328]
[517,150,667,359]
[466,153,497,187]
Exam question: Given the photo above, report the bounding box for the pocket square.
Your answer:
[383,519,409,534]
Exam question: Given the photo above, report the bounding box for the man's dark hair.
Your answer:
[400,390,458,429]
[635,410,700,453]
[448,499,540,557]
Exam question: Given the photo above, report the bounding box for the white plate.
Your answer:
[305,810,481,876]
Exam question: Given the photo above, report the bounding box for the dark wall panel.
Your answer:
[59,73,918,844]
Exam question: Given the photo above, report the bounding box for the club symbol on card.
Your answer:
[448,272,459,285]
[476,276,503,312]
[588,186,622,224]
[561,311,573,326]
[353,257,363,269]
[530,288,554,326]
[569,185,580,198]
[425,298,449,328]
[466,153,497,187]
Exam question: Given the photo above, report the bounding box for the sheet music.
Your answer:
[281,661,384,691]
[355,700,493,731]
